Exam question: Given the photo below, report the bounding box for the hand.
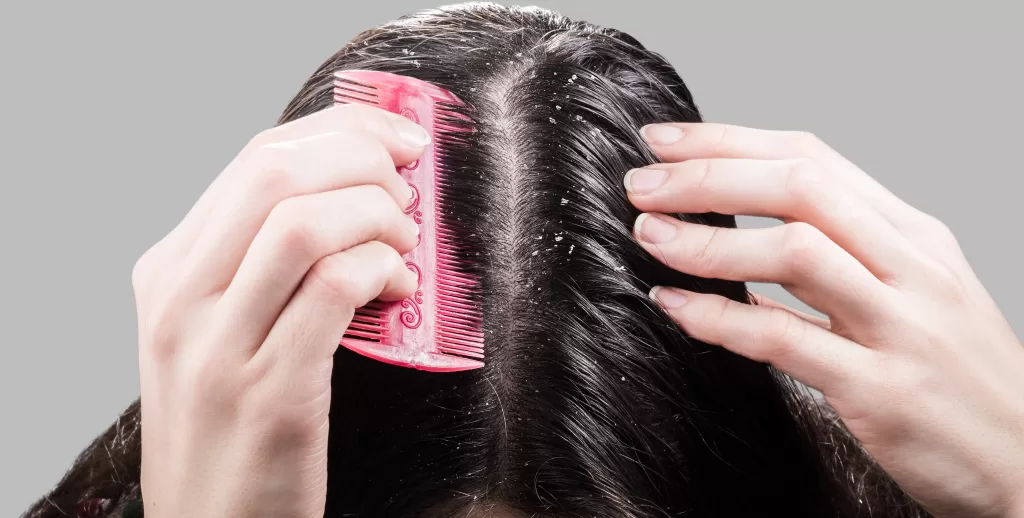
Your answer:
[627,122,1024,518]
[131,104,430,518]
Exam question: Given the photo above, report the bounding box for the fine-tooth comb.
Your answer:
[333,69,485,372]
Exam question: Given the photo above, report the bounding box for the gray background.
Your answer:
[2,1,1021,513]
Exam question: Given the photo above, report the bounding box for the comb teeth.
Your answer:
[345,301,389,342]
[333,77,381,106]
[434,213,484,359]
[334,70,483,373]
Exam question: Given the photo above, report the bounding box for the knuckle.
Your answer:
[690,159,714,193]
[376,242,405,270]
[361,185,403,222]
[138,295,185,362]
[360,182,393,204]
[141,320,178,362]
[266,197,319,253]
[307,255,365,306]
[918,212,960,248]
[246,127,278,149]
[181,352,237,405]
[690,227,724,275]
[882,357,931,402]
[337,131,394,174]
[131,245,159,294]
[247,146,300,198]
[780,222,826,276]
[790,131,825,156]
[760,307,802,361]
[368,138,395,172]
[925,262,968,302]
[709,124,734,154]
[692,294,729,334]
[782,158,821,205]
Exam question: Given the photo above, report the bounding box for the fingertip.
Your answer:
[396,215,421,255]
[650,285,691,310]
[391,118,431,149]
[335,103,430,165]
[379,262,419,302]
[641,123,686,147]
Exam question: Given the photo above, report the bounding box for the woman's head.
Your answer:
[277,4,918,517]
[21,4,926,518]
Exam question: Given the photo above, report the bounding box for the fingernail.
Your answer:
[624,168,668,195]
[395,120,431,148]
[641,124,684,146]
[649,286,689,308]
[635,213,677,243]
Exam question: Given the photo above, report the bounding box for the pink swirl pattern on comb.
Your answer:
[401,262,424,328]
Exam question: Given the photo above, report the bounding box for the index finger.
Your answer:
[250,103,432,167]
[162,103,431,254]
[641,122,821,162]
[638,122,923,232]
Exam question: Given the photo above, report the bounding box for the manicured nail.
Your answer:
[649,286,689,308]
[641,124,684,146]
[624,168,668,195]
[395,120,431,148]
[635,213,677,243]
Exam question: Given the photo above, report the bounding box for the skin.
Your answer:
[629,122,1024,518]
[133,104,427,518]
[134,104,1023,518]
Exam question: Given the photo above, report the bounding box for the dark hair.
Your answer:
[25,4,929,518]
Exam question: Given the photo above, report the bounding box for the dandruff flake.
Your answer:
[560,198,569,205]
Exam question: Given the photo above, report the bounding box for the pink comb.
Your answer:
[333,70,484,372]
